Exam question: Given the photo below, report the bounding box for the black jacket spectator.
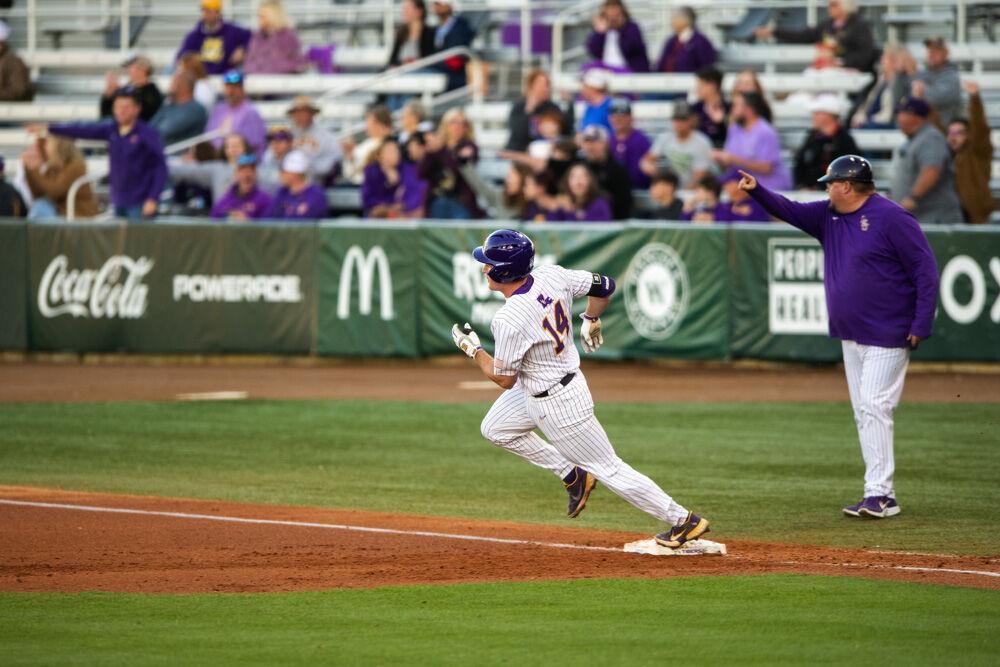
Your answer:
[794,126,861,189]
[389,25,435,67]
[774,12,878,73]
[587,155,633,219]
[433,13,475,90]
[506,100,574,152]
[101,83,163,123]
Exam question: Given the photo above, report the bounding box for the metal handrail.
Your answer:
[313,46,480,105]
[66,128,226,220]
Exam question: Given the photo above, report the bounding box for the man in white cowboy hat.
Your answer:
[0,20,34,101]
[286,95,342,183]
[792,94,860,189]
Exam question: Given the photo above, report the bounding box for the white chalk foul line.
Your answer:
[0,499,620,554]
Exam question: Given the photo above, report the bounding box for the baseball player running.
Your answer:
[451,229,709,548]
[738,156,940,518]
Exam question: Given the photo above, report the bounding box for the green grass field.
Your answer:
[1,399,998,664]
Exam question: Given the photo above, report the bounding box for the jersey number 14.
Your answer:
[541,301,570,354]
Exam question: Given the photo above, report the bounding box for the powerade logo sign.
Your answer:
[173,275,302,303]
[624,243,689,340]
[768,238,826,335]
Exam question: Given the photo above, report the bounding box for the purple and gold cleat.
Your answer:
[655,512,710,549]
[564,467,597,518]
[858,496,900,518]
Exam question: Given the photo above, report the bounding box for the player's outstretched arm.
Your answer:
[737,169,826,239]
[451,323,517,389]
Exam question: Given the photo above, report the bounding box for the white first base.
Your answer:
[623,538,727,556]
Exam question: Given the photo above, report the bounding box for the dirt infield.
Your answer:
[2,359,999,403]
[1,487,997,593]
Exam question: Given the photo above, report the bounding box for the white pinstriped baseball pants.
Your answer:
[842,341,911,498]
[480,371,690,526]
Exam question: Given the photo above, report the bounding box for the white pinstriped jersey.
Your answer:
[491,265,595,396]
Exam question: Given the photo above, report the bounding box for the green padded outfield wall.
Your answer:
[730,225,1000,362]
[6,220,1000,361]
[0,220,28,350]
[26,221,316,353]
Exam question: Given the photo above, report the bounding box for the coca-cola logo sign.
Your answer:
[37,254,153,319]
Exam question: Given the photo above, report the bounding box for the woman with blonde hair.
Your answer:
[22,135,98,219]
[438,108,478,166]
[244,1,308,74]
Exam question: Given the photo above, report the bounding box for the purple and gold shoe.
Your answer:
[655,512,710,549]
[842,500,865,517]
[564,467,597,518]
[858,496,900,518]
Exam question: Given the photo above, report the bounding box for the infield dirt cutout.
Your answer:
[1,486,997,593]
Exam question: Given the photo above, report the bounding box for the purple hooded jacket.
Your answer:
[361,162,427,216]
[586,22,650,72]
[176,21,251,75]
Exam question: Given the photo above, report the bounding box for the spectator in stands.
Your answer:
[177,0,251,75]
[579,124,633,219]
[579,68,614,136]
[361,139,427,218]
[431,0,474,91]
[692,67,730,148]
[586,0,649,73]
[36,89,167,220]
[641,101,713,188]
[523,170,564,222]
[287,96,342,183]
[398,101,432,147]
[608,97,652,189]
[0,156,28,217]
[178,53,217,112]
[558,163,613,221]
[505,69,574,152]
[267,150,328,220]
[642,168,684,220]
[755,0,877,74]
[890,97,964,224]
[712,91,792,191]
[100,55,163,123]
[731,70,773,122]
[538,138,579,197]
[413,131,485,219]
[793,94,860,189]
[170,132,251,204]
[150,71,208,146]
[259,126,293,193]
[912,37,963,126]
[389,0,436,68]
[0,21,34,101]
[948,81,998,224]
[244,0,308,74]
[210,153,272,221]
[21,136,98,219]
[717,169,770,222]
[341,105,395,185]
[851,44,916,129]
[206,70,267,156]
[501,163,531,219]
[439,108,478,166]
[655,6,716,73]
[682,174,723,222]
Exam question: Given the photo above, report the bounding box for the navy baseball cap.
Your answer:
[236,153,258,167]
[898,96,930,118]
[580,125,609,142]
[609,97,632,115]
[112,86,142,103]
[223,70,244,85]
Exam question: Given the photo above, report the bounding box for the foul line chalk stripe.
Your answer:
[3,499,998,579]
[0,499,620,554]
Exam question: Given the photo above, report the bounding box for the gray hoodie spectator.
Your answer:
[913,37,962,125]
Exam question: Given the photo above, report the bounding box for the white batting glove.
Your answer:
[451,322,481,358]
[580,315,603,353]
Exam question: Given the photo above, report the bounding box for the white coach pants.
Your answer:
[841,340,910,498]
[480,371,689,526]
